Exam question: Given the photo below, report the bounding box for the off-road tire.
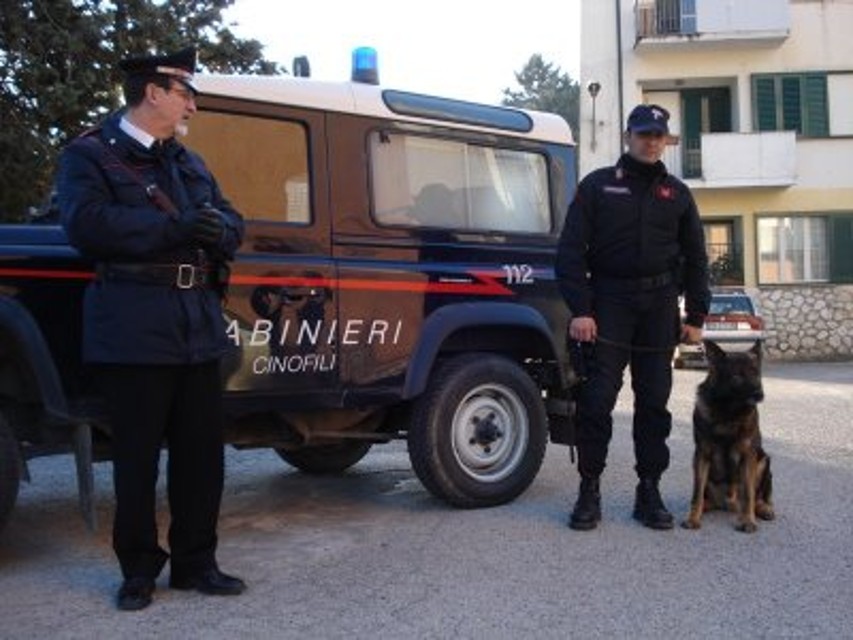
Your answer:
[408,353,548,508]
[276,441,373,474]
[0,412,21,532]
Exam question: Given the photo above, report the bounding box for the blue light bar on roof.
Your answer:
[352,47,379,85]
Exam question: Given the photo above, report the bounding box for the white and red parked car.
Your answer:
[675,289,764,368]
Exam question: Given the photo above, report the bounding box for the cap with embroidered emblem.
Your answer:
[118,46,198,93]
[626,104,670,134]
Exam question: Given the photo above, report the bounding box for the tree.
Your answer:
[0,0,283,222]
[502,54,579,143]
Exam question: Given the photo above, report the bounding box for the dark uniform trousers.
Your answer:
[575,282,680,480]
[97,361,224,580]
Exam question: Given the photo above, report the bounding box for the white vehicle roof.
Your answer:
[195,74,575,146]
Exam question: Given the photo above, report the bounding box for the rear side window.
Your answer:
[710,295,755,315]
[370,132,550,233]
[183,111,310,224]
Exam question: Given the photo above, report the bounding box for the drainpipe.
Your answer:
[615,0,625,156]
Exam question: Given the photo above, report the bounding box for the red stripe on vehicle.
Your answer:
[0,268,92,280]
[0,268,514,296]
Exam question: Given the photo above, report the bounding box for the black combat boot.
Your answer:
[569,476,601,531]
[633,477,674,530]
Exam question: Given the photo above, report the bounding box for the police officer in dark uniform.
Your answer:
[556,104,710,531]
[57,46,246,609]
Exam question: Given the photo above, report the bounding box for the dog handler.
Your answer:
[556,104,710,531]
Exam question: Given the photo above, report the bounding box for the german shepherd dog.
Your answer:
[682,340,775,533]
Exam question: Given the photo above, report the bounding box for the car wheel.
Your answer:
[275,441,373,474]
[408,353,547,508]
[0,412,21,532]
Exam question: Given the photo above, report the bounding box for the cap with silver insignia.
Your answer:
[626,103,670,135]
[118,46,198,93]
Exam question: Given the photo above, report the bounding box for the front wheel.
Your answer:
[275,441,373,474]
[0,412,21,532]
[408,354,548,508]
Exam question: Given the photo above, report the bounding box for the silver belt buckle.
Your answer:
[176,264,195,289]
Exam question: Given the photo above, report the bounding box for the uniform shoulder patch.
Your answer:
[655,184,676,200]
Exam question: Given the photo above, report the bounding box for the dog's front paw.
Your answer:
[681,518,701,530]
[736,521,757,533]
[756,503,775,521]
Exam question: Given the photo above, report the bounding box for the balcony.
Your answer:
[665,131,797,188]
[635,0,790,49]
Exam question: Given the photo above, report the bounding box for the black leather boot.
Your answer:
[569,476,601,531]
[633,477,674,530]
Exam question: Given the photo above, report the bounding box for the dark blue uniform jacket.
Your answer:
[57,112,244,364]
[555,154,710,327]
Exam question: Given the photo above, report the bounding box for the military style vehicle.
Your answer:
[0,55,578,532]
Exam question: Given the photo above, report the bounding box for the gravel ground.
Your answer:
[1,361,851,639]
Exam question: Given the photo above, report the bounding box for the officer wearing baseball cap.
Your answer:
[57,47,246,610]
[626,103,671,135]
[555,103,710,532]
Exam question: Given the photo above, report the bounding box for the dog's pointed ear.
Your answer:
[703,339,726,366]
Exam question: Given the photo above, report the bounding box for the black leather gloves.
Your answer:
[185,206,226,248]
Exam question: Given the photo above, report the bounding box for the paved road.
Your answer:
[1,362,851,638]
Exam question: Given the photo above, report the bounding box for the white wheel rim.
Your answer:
[450,383,529,483]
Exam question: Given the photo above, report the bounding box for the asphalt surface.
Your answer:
[1,361,851,639]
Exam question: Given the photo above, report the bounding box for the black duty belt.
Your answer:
[592,271,675,292]
[96,262,217,289]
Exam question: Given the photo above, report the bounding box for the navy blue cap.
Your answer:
[119,46,198,93]
[627,103,670,134]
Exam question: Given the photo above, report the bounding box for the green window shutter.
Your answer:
[781,76,802,133]
[803,74,829,137]
[754,76,777,131]
[829,214,853,283]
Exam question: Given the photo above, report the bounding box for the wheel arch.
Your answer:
[402,302,566,399]
[0,296,70,424]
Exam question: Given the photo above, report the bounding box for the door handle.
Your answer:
[279,286,324,304]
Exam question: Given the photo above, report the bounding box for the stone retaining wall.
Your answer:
[755,285,853,361]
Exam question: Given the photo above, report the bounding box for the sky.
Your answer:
[223,0,581,105]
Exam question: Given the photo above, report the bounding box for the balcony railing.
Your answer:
[635,0,790,46]
[635,0,694,39]
[663,131,796,188]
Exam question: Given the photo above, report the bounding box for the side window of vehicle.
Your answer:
[183,110,310,224]
[369,131,550,233]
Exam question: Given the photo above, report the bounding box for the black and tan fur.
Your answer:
[682,340,775,533]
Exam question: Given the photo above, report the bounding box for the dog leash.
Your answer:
[594,335,682,354]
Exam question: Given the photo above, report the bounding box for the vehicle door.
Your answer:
[184,97,338,408]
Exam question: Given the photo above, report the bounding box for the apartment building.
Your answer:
[580,0,853,360]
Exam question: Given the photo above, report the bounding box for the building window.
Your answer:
[369,132,551,234]
[704,220,743,286]
[753,73,829,138]
[758,216,829,284]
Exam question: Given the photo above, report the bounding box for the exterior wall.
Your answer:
[580,0,623,163]
[694,187,853,290]
[580,0,853,361]
[757,285,853,361]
